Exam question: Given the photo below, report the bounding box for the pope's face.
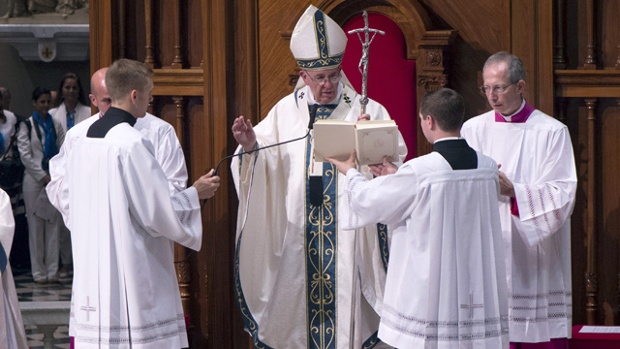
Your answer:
[301,67,341,105]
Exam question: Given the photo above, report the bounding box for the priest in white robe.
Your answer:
[51,59,220,349]
[47,67,189,227]
[461,52,577,348]
[230,5,406,349]
[0,188,29,349]
[329,88,509,349]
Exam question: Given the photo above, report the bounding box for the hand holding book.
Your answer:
[326,150,358,175]
[313,119,399,165]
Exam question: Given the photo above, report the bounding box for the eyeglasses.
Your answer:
[305,71,342,86]
[479,83,516,95]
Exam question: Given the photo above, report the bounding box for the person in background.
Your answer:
[230,5,406,348]
[16,87,65,284]
[0,87,12,110]
[0,89,17,156]
[461,51,577,349]
[50,72,90,131]
[48,72,90,279]
[0,86,28,273]
[0,188,29,349]
[0,88,21,213]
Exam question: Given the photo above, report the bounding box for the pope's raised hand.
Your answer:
[232,115,257,151]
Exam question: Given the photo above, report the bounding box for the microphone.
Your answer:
[307,104,323,207]
[307,104,318,130]
[213,105,319,176]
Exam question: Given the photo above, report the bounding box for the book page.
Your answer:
[313,120,356,162]
[355,125,399,165]
[355,119,396,128]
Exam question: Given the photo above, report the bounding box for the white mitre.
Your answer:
[290,5,347,71]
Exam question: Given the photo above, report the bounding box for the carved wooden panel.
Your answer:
[555,0,620,326]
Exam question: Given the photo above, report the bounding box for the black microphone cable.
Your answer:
[198,105,319,212]
[213,104,319,176]
[212,129,311,176]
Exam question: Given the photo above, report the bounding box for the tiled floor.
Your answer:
[13,269,72,349]
[24,325,71,349]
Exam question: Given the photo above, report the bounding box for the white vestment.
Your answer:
[0,189,29,349]
[47,112,188,226]
[59,115,200,348]
[461,107,577,342]
[342,151,509,349]
[49,102,91,132]
[231,78,407,349]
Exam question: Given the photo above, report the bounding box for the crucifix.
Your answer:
[347,11,385,114]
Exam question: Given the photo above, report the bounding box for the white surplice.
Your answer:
[231,77,407,349]
[0,189,29,349]
[59,118,200,348]
[461,107,577,342]
[47,112,188,226]
[342,151,509,349]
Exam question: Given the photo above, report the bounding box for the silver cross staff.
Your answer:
[347,11,385,114]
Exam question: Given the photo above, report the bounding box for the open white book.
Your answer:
[313,119,399,165]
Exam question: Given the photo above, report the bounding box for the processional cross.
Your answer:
[347,11,385,114]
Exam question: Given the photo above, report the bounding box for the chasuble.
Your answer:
[231,77,406,349]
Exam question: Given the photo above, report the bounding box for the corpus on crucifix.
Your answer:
[347,11,385,114]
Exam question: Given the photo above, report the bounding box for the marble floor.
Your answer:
[13,269,72,349]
